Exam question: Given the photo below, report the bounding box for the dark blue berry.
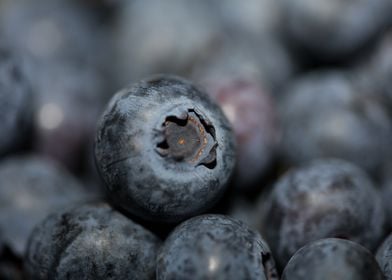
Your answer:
[0,156,91,256]
[282,238,383,280]
[280,0,392,59]
[260,159,386,268]
[114,0,221,86]
[157,214,278,280]
[95,75,236,223]
[280,71,392,174]
[0,0,106,68]
[25,202,161,280]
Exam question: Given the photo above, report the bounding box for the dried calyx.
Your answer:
[156,109,217,168]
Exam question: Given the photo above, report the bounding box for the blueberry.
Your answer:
[25,202,161,279]
[95,75,236,223]
[0,46,33,157]
[210,0,282,37]
[0,0,107,68]
[193,34,294,94]
[0,156,92,256]
[280,0,392,59]
[32,63,106,173]
[280,71,392,174]
[260,159,386,269]
[376,233,392,280]
[200,74,280,191]
[157,214,278,280]
[282,238,384,280]
[114,0,221,85]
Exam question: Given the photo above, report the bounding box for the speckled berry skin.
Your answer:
[260,159,386,269]
[282,238,384,280]
[0,156,91,256]
[25,202,161,280]
[0,46,33,157]
[95,75,236,223]
[376,233,392,280]
[157,214,278,280]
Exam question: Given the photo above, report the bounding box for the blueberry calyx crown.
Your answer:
[156,108,217,169]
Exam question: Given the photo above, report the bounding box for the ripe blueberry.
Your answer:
[95,75,236,223]
[200,74,280,191]
[0,156,91,256]
[157,214,278,280]
[282,238,384,280]
[260,159,386,268]
[280,71,392,174]
[25,202,161,279]
[114,0,221,85]
[280,0,392,59]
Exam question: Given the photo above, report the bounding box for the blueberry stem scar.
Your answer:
[156,109,217,168]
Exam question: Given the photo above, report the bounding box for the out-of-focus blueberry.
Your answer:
[376,233,392,280]
[113,0,222,86]
[32,63,106,173]
[95,75,236,223]
[0,46,33,157]
[280,71,392,174]
[279,0,392,60]
[157,214,278,280]
[260,159,386,269]
[282,238,384,280]
[25,202,161,279]
[199,74,280,191]
[0,0,107,68]
[0,0,111,173]
[0,156,91,256]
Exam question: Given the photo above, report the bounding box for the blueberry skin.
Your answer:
[0,156,91,256]
[95,75,236,223]
[260,159,386,269]
[280,71,392,174]
[282,238,384,280]
[0,46,33,157]
[376,233,392,280]
[280,0,392,59]
[25,202,161,280]
[157,214,278,280]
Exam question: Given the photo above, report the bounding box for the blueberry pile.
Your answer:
[1,0,392,279]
